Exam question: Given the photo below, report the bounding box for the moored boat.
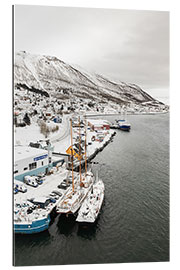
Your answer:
[56,116,95,216]
[14,215,51,234]
[14,201,51,234]
[117,119,131,131]
[76,179,104,224]
[56,171,94,215]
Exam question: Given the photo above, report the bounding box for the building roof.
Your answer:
[33,197,49,204]
[87,119,110,126]
[15,146,48,162]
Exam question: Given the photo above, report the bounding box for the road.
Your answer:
[51,114,72,153]
[51,114,71,143]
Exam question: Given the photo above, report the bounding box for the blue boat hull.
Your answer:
[14,215,51,234]
[119,125,131,131]
[117,120,131,131]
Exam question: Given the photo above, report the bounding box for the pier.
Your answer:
[14,123,116,233]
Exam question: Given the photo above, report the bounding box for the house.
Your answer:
[87,119,110,131]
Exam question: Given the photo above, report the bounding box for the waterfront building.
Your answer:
[14,146,52,181]
[87,119,110,131]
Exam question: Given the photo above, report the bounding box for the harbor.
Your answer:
[14,113,169,266]
[14,116,116,234]
[11,5,170,267]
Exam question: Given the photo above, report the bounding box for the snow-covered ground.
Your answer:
[14,168,71,204]
[14,128,114,206]
[14,114,115,213]
[15,123,47,146]
[15,113,115,156]
[14,115,70,146]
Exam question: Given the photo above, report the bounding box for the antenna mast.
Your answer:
[84,115,87,176]
[78,116,82,182]
[70,118,74,192]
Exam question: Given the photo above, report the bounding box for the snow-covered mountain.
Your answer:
[14,51,167,112]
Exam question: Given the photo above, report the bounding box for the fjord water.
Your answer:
[14,114,169,266]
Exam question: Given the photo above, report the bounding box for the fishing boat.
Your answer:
[56,116,95,216]
[116,109,131,131]
[14,200,51,234]
[76,178,104,224]
[116,119,131,131]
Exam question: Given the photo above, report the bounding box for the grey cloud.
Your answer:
[15,5,169,99]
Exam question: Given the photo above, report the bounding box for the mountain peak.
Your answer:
[14,51,168,113]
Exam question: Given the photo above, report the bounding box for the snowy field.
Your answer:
[14,115,69,147]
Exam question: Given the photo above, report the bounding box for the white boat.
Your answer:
[56,171,94,215]
[76,179,104,223]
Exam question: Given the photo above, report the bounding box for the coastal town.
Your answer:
[14,80,120,232]
[14,112,116,233]
[12,6,170,266]
[13,64,169,234]
[14,83,169,127]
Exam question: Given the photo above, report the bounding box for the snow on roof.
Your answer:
[15,146,48,162]
[33,197,49,204]
[52,155,64,162]
[87,119,110,126]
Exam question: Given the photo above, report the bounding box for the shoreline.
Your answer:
[14,128,116,234]
[85,111,169,117]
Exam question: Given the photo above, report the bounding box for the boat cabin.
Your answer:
[31,197,51,209]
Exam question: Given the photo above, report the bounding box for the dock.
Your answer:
[110,124,120,129]
[14,124,116,233]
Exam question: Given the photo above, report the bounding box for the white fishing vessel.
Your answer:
[76,178,104,224]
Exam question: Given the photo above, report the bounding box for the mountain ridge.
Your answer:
[14,51,168,114]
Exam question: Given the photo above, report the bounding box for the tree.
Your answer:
[23,112,31,125]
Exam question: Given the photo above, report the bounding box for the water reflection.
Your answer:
[77,223,97,240]
[14,229,51,247]
[77,203,104,240]
[14,114,169,265]
[56,214,77,236]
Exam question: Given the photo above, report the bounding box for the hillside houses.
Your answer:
[14,81,169,130]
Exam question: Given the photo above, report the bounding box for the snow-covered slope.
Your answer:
[14,51,165,108]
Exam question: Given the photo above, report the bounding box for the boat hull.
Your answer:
[76,180,104,224]
[119,126,131,131]
[14,215,51,234]
[117,119,131,131]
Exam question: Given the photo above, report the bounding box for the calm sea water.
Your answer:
[14,114,169,266]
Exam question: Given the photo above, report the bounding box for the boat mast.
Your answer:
[78,116,82,182]
[70,118,74,193]
[84,115,87,176]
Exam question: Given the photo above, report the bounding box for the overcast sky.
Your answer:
[14,5,169,103]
